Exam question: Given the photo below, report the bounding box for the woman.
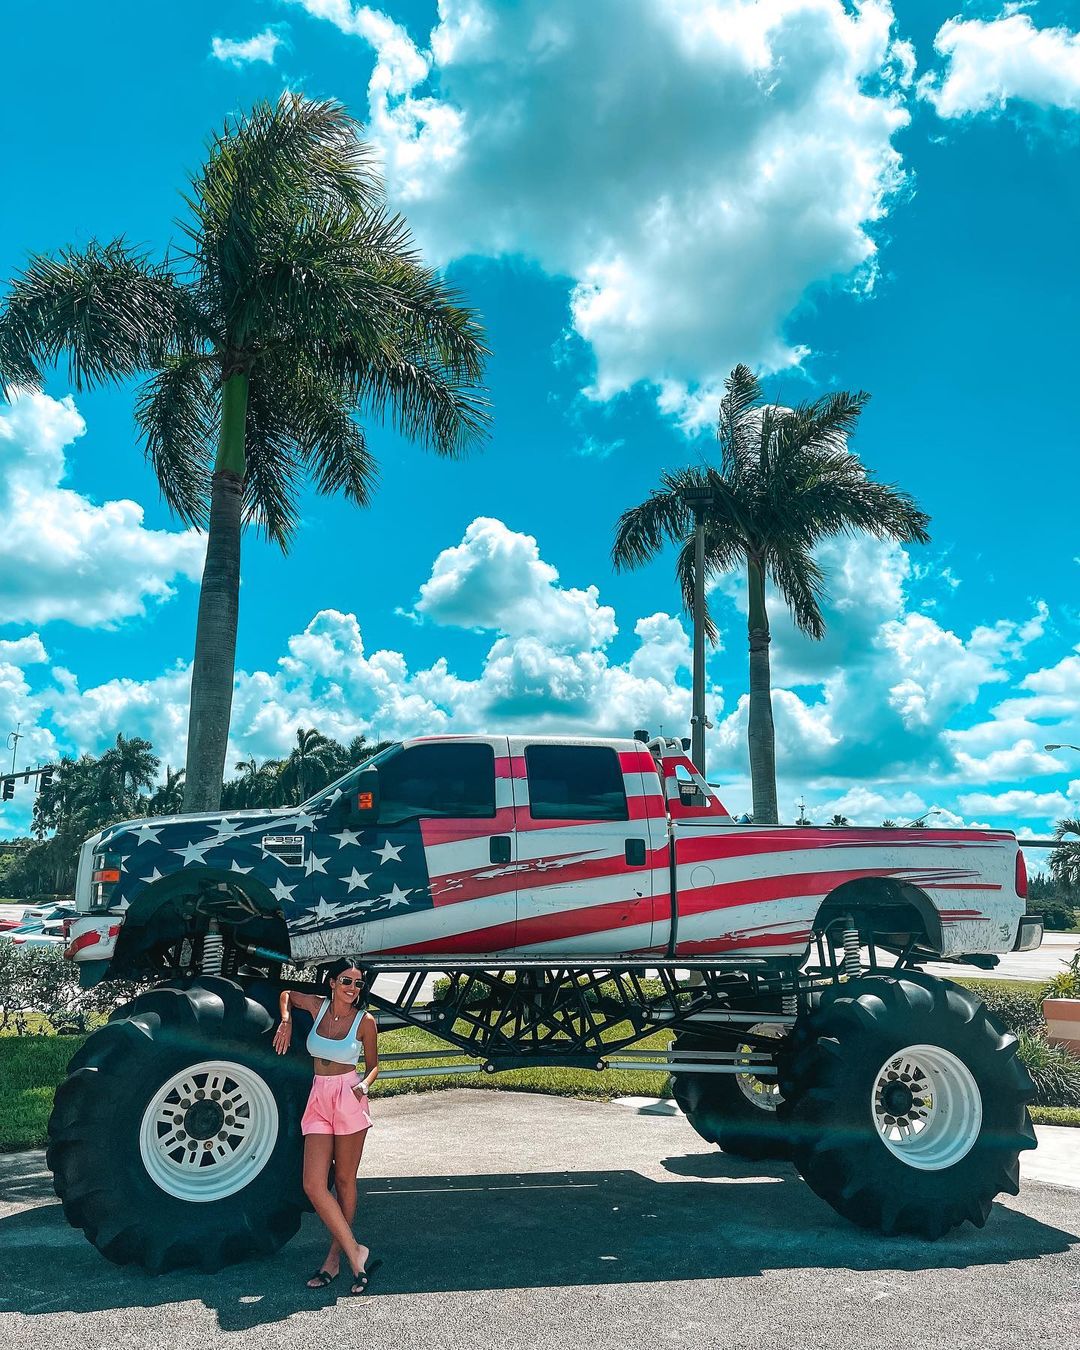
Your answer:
[273,959,381,1294]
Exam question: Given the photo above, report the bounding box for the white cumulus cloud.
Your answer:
[0,390,204,628]
[920,11,1080,118]
[11,517,1079,838]
[289,0,914,423]
[211,28,286,67]
[0,634,60,834]
[415,516,617,649]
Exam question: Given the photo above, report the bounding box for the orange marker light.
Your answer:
[358,792,374,810]
[93,868,121,884]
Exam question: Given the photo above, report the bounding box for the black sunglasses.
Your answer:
[335,975,364,987]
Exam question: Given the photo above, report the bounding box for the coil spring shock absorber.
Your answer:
[201,921,224,976]
[841,915,861,979]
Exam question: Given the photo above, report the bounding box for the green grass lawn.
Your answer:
[1031,1106,1080,1126]
[0,1034,87,1151]
[0,1023,674,1152]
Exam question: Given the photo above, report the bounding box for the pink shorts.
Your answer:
[301,1071,373,1135]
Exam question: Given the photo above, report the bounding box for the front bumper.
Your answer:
[64,915,121,964]
[1013,914,1044,953]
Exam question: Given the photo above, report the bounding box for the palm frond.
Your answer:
[785,467,931,546]
[717,362,763,482]
[134,357,216,524]
[0,240,186,393]
[359,217,490,382]
[791,388,870,453]
[674,535,721,644]
[243,368,303,547]
[611,472,696,571]
[279,365,379,506]
[231,203,488,390]
[220,205,390,353]
[183,94,383,309]
[768,541,828,640]
[348,350,491,458]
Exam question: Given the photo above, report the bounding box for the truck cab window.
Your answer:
[525,744,629,821]
[378,743,496,825]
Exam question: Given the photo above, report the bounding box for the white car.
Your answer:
[3,917,67,947]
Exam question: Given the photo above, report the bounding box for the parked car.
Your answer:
[3,917,67,947]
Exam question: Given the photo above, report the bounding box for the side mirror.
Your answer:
[345,767,380,827]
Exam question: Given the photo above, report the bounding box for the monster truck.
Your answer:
[53,734,1043,1272]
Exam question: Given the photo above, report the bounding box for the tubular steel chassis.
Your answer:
[274,926,929,1084]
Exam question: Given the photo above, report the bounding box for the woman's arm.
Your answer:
[272,989,323,1054]
[353,1013,380,1096]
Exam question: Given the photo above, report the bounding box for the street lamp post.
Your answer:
[1045,743,1080,753]
[6,724,21,775]
[682,485,715,778]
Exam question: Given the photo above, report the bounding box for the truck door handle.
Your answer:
[625,838,646,867]
[490,835,512,864]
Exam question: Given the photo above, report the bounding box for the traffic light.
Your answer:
[1,779,13,802]
[38,767,54,791]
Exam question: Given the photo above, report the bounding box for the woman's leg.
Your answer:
[319,1128,369,1275]
[302,1134,364,1272]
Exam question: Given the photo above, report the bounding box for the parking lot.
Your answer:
[1,1091,1076,1350]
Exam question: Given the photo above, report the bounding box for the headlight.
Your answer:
[89,853,121,911]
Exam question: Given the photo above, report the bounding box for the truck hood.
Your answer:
[74,807,297,913]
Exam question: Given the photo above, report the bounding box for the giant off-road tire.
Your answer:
[777,973,1036,1238]
[671,1026,790,1161]
[47,978,310,1274]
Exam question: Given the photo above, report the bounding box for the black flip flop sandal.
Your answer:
[306,1269,338,1289]
[349,1257,382,1295]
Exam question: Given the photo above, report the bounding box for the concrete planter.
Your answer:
[1043,998,1080,1055]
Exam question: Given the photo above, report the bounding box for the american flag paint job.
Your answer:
[71,734,1025,971]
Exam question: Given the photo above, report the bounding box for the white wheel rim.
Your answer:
[871,1043,982,1172]
[734,1023,785,1113]
[138,1059,279,1203]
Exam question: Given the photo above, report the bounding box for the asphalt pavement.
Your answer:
[920,931,1079,984]
[1,1091,1077,1350]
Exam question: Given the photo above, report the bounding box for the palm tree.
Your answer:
[0,95,489,811]
[612,365,930,824]
[1051,818,1080,888]
[224,756,284,809]
[97,734,159,814]
[148,767,186,816]
[345,734,393,767]
[279,728,337,804]
[829,813,850,827]
[232,756,263,809]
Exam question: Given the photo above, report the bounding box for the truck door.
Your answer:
[508,739,662,955]
[304,736,516,959]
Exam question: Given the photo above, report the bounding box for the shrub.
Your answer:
[1017,1030,1080,1108]
[1043,951,1080,1001]
[1036,897,1080,931]
[957,978,1046,1036]
[0,943,140,1035]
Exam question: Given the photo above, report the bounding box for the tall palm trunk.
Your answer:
[746,556,778,825]
[183,372,248,812]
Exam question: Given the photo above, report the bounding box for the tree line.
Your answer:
[0,728,387,899]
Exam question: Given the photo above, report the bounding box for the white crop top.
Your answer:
[306,999,366,1064]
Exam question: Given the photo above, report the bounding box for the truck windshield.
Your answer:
[300,742,402,811]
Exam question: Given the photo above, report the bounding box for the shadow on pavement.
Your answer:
[1,1153,1077,1330]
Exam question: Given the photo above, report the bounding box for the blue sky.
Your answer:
[1,0,1078,837]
